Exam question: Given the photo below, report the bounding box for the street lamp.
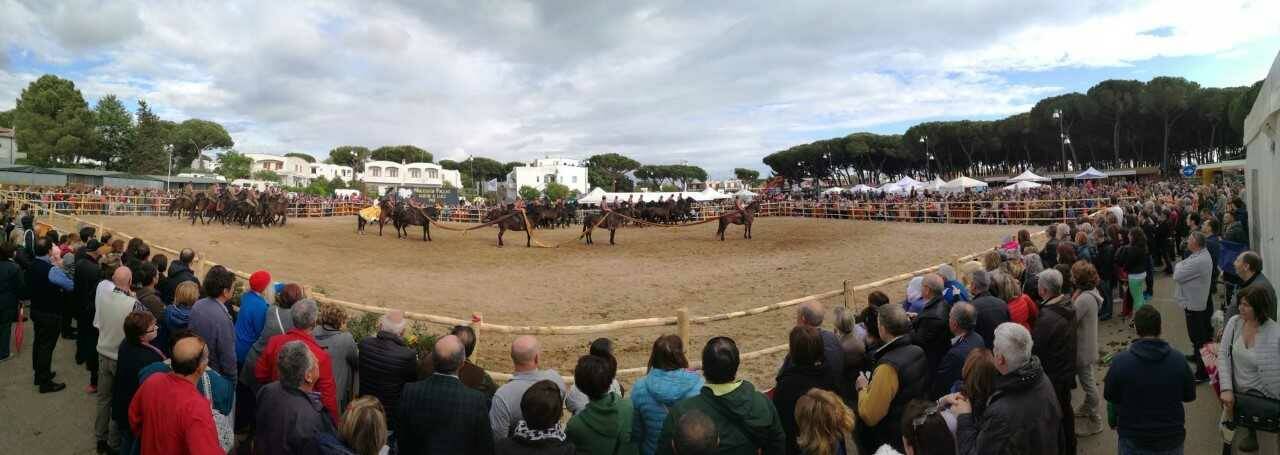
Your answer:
[919,136,931,179]
[1052,109,1066,173]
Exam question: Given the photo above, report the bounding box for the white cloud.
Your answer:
[0,0,1276,177]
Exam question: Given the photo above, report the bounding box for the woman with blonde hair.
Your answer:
[316,303,358,410]
[158,281,200,355]
[340,396,389,455]
[795,389,853,455]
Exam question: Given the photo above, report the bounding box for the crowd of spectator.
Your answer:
[0,178,1274,455]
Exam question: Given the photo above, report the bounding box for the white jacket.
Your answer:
[1173,248,1213,312]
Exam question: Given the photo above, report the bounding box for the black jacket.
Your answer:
[397,374,494,455]
[1031,298,1077,388]
[956,357,1062,455]
[25,258,63,314]
[73,256,101,313]
[911,296,951,375]
[0,260,23,322]
[970,293,1009,350]
[1104,338,1195,451]
[159,260,199,305]
[112,341,165,425]
[357,331,419,427]
[1040,238,1059,268]
[772,364,833,455]
[775,329,845,392]
[1093,239,1116,282]
[254,382,339,455]
[495,436,574,455]
[934,332,984,399]
[870,336,928,452]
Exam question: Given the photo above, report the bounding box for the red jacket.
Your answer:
[1008,294,1039,331]
[128,373,223,455]
[255,328,341,424]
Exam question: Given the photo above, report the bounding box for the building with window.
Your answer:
[310,162,355,183]
[504,158,590,199]
[358,160,462,197]
[0,128,20,165]
[244,153,314,187]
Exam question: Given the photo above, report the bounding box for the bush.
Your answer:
[347,312,381,342]
[543,182,570,201]
[518,185,541,201]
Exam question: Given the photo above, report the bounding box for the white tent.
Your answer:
[1244,49,1280,282]
[698,187,731,201]
[924,177,947,191]
[577,188,727,204]
[1074,167,1108,180]
[878,182,904,194]
[850,184,875,193]
[822,187,845,194]
[941,176,989,193]
[577,187,607,203]
[735,189,758,200]
[1002,181,1044,192]
[1008,169,1051,182]
[895,176,924,188]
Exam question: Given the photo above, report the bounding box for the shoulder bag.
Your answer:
[1229,320,1280,432]
[202,371,236,451]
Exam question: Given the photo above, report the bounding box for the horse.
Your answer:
[190,193,213,225]
[483,206,535,247]
[168,195,194,218]
[376,198,399,236]
[716,199,761,241]
[394,202,439,241]
[581,210,626,245]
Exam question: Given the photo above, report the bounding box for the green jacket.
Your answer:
[655,381,786,455]
[566,393,640,455]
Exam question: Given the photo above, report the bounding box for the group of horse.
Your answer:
[167,191,289,228]
[356,196,761,247]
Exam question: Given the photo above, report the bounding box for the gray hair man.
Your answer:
[490,335,575,440]
[253,298,339,424]
[855,303,928,451]
[1174,231,1214,382]
[253,341,335,454]
[969,269,1011,350]
[912,273,952,377]
[933,303,982,399]
[778,301,846,388]
[1232,251,1276,319]
[1032,269,1078,454]
[357,309,420,430]
[944,322,1062,454]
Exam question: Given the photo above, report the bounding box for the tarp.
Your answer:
[822,187,844,194]
[1008,169,1051,182]
[924,177,947,191]
[895,176,923,188]
[1074,167,1108,180]
[942,176,989,192]
[879,182,906,194]
[1002,181,1044,191]
[850,184,875,193]
[699,187,731,200]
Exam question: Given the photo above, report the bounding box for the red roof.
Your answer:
[0,127,14,138]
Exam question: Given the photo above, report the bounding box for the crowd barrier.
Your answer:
[5,190,1123,383]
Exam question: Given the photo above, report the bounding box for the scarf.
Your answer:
[512,420,567,444]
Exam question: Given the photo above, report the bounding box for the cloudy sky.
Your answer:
[1,0,1278,178]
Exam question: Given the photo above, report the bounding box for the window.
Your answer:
[535,176,540,182]
[388,168,399,178]
[428,169,438,179]
[410,168,421,179]
[370,167,381,177]
[572,176,578,183]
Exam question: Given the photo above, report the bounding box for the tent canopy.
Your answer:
[1070,167,1111,179]
[924,177,947,191]
[941,176,989,192]
[577,187,728,203]
[850,184,875,193]
[1008,170,1051,182]
[822,187,844,194]
[895,176,926,189]
[1002,181,1043,191]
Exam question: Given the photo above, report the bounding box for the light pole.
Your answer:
[918,136,931,179]
[1052,109,1066,173]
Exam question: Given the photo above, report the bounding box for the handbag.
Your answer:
[202,371,236,452]
[1228,320,1280,431]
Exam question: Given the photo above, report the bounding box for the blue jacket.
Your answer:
[943,279,971,304]
[933,331,984,399]
[630,369,704,455]
[234,291,269,367]
[1104,338,1194,451]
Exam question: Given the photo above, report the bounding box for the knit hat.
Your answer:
[249,270,271,293]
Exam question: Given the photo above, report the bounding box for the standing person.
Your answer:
[772,326,833,455]
[237,282,305,431]
[397,335,495,454]
[969,270,1009,350]
[899,400,957,455]
[1104,305,1196,455]
[491,335,573,441]
[566,354,640,455]
[776,301,845,393]
[112,312,165,454]
[160,281,199,355]
[235,270,272,370]
[495,381,576,455]
[913,274,952,378]
[655,337,785,455]
[1218,287,1280,453]
[632,335,704,455]
[127,336,223,455]
[1119,227,1150,323]
[945,323,1061,454]
[254,341,341,454]
[1032,269,1078,455]
[1230,251,1275,322]
[254,299,340,424]
[1093,225,1117,321]
[27,237,74,393]
[357,310,418,429]
[132,262,164,322]
[794,389,855,455]
[314,303,359,411]
[451,324,498,398]
[857,304,928,452]
[339,397,391,455]
[0,243,23,363]
[159,248,199,305]
[934,303,984,399]
[94,267,135,453]
[189,266,236,377]
[1174,232,1214,383]
[1070,261,1104,436]
[72,239,103,390]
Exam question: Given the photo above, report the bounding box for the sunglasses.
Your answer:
[912,404,943,429]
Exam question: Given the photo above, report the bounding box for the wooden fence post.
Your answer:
[472,311,483,360]
[843,280,855,309]
[677,308,691,355]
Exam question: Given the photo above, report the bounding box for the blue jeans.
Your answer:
[1099,279,1114,319]
[1118,437,1183,455]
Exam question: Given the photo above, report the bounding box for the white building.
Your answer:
[1245,50,1278,281]
[310,162,355,183]
[245,153,314,187]
[504,158,590,198]
[359,160,462,196]
[0,127,21,165]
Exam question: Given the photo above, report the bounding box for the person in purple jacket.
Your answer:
[189,265,237,377]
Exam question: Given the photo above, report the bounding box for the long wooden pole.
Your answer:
[677,308,691,355]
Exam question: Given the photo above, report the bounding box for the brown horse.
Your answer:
[716,199,760,241]
[168,195,193,218]
[394,203,439,241]
[483,206,534,247]
[581,210,626,245]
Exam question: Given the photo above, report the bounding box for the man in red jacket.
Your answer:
[254,299,340,424]
[129,336,223,455]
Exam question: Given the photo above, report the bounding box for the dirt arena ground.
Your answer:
[56,214,1018,385]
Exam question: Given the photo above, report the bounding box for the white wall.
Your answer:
[359,160,458,188]
[310,163,355,182]
[0,134,17,165]
[505,161,589,196]
[1245,50,1280,280]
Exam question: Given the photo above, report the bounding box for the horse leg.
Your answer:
[525,229,531,248]
[609,228,616,245]
[717,220,726,241]
[379,218,385,236]
[498,226,505,247]
[423,224,430,242]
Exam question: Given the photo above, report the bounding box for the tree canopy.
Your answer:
[328,146,370,172]
[586,153,641,191]
[91,95,134,168]
[284,152,316,163]
[13,75,95,166]
[370,145,432,163]
[734,168,760,184]
[119,100,171,175]
[764,75,1262,183]
[169,119,234,170]
[216,150,253,180]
